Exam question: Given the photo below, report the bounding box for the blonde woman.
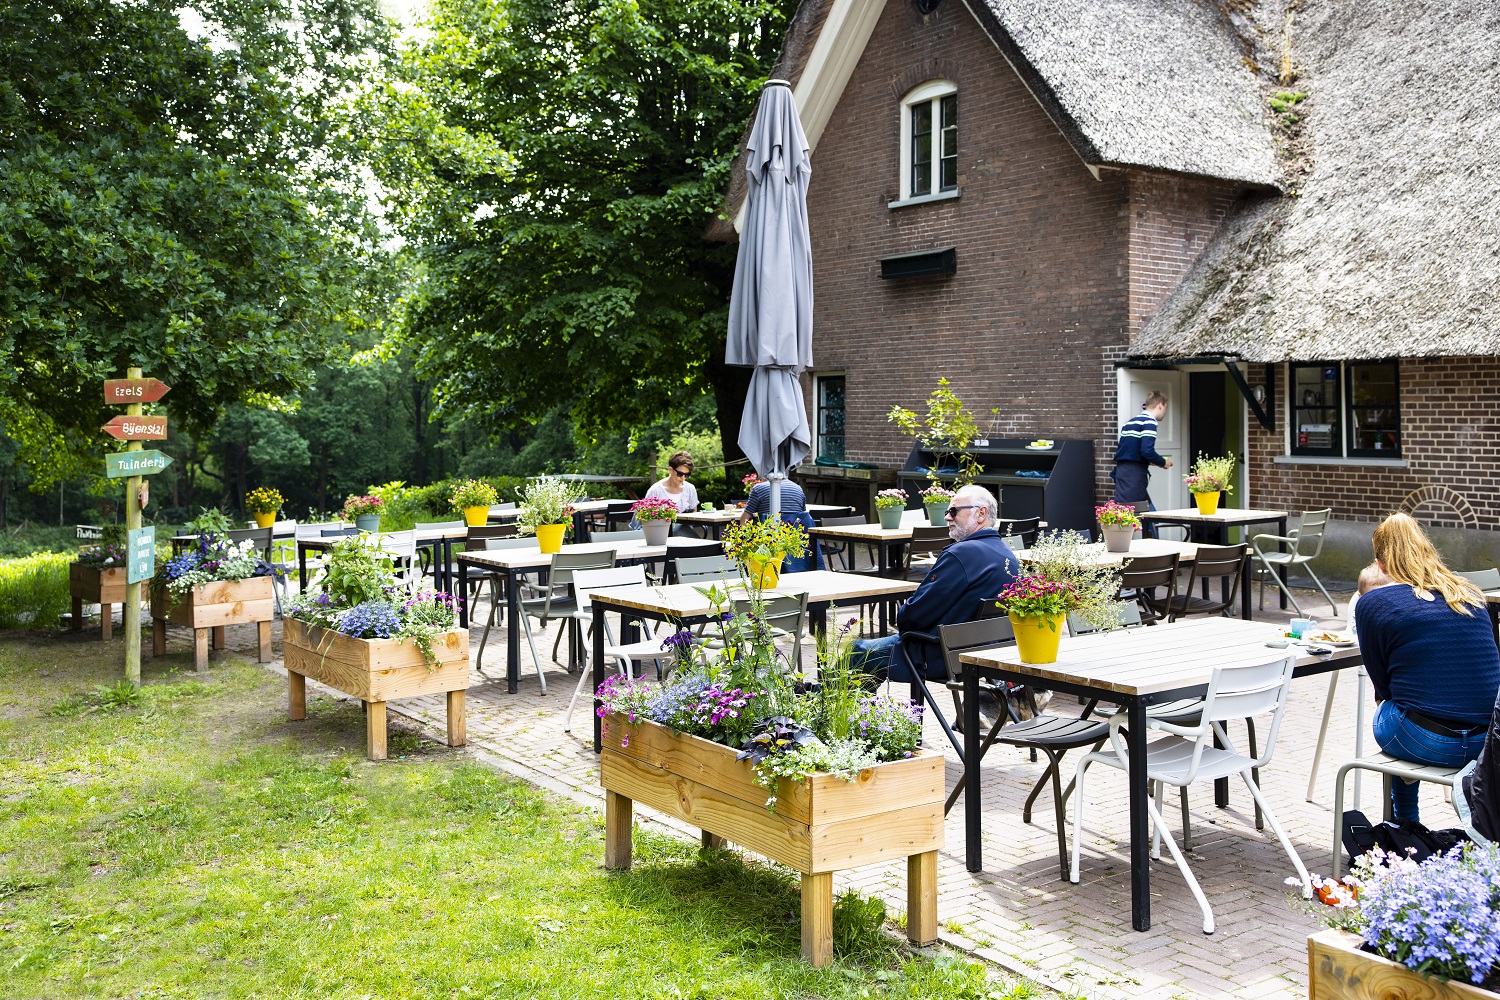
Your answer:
[1356,513,1500,822]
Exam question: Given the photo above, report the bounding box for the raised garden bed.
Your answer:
[1309,929,1499,999]
[69,564,128,640]
[151,577,275,671]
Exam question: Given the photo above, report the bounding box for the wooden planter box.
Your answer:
[1309,929,1499,999]
[599,715,944,966]
[151,576,275,671]
[69,563,128,640]
[282,618,470,761]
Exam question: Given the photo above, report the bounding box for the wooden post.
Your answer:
[193,628,209,672]
[71,596,83,631]
[701,831,726,852]
[800,872,834,967]
[907,851,939,946]
[604,790,633,869]
[446,689,467,746]
[211,625,225,650]
[152,618,166,656]
[288,671,306,721]
[122,366,143,687]
[257,620,272,663]
[101,604,113,641]
[366,700,387,760]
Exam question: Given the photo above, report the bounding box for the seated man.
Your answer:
[852,485,1017,683]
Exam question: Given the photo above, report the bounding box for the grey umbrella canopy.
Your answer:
[727,80,814,518]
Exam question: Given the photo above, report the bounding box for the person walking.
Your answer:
[1111,391,1172,507]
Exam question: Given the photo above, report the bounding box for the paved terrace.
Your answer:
[199,571,1445,1000]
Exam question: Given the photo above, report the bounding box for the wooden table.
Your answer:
[677,503,848,539]
[1011,537,1200,567]
[455,537,709,694]
[1141,507,1290,614]
[807,522,915,578]
[959,617,1363,931]
[589,570,920,751]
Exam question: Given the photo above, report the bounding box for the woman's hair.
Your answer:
[1356,562,1393,595]
[666,451,693,472]
[1371,513,1482,614]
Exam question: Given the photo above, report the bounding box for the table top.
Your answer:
[586,570,919,617]
[456,537,709,572]
[552,474,646,484]
[677,504,846,524]
[1140,507,1289,525]
[808,522,917,542]
[1011,538,1200,566]
[959,617,1360,698]
[296,526,470,549]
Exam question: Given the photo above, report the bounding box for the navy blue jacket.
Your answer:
[1113,411,1167,467]
[893,529,1019,681]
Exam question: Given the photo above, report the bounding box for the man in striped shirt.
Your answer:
[1111,391,1173,508]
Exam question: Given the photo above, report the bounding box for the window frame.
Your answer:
[814,373,847,462]
[898,81,958,203]
[1286,360,1401,459]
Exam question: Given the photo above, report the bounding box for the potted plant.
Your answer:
[283,536,469,760]
[721,516,808,590]
[245,487,284,529]
[1185,453,1236,516]
[740,472,763,506]
[448,478,499,527]
[995,531,1122,663]
[920,484,954,526]
[1095,500,1141,553]
[343,494,383,532]
[150,533,275,671]
[887,378,984,487]
[69,526,128,640]
[630,496,678,546]
[596,606,942,966]
[517,477,585,554]
[874,488,908,530]
[1302,845,1499,998]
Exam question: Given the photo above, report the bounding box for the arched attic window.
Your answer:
[899,81,957,202]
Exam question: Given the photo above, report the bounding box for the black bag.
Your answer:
[1342,809,1469,867]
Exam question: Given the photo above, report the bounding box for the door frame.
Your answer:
[1116,368,1186,512]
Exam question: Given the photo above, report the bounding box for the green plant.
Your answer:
[448,478,498,510]
[631,497,679,522]
[1185,453,1236,494]
[516,477,585,531]
[182,508,234,537]
[245,487,284,514]
[887,378,983,486]
[1269,89,1306,126]
[0,552,71,628]
[342,494,383,519]
[875,489,908,509]
[720,516,808,569]
[998,531,1123,631]
[323,536,395,607]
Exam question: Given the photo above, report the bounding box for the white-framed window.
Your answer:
[899,81,957,202]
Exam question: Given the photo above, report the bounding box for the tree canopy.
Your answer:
[369,0,798,463]
[0,0,394,486]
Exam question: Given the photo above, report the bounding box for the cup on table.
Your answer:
[700,502,715,511]
[1288,618,1316,637]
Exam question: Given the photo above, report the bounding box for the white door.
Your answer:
[1116,368,1186,511]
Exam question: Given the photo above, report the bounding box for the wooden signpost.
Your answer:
[103,368,171,687]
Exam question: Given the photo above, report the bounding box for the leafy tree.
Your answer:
[0,0,394,486]
[367,0,798,464]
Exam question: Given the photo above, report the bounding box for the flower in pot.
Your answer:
[245,487,284,529]
[1184,453,1235,515]
[874,488,909,530]
[631,496,679,546]
[721,516,809,591]
[920,485,954,526]
[995,531,1122,663]
[741,472,764,502]
[343,494,383,532]
[517,477,585,553]
[448,478,500,527]
[1095,500,1141,553]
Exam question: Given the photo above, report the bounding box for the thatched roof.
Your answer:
[967,0,1281,188]
[1132,0,1500,361]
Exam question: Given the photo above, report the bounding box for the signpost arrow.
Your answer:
[101,415,168,440]
[104,450,174,479]
[103,378,170,404]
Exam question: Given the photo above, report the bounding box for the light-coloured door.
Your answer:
[1116,368,1186,511]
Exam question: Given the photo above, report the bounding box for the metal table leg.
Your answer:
[964,665,983,871]
[298,542,309,593]
[1126,697,1152,931]
[457,560,470,628]
[593,602,606,752]
[506,568,521,694]
[1277,516,1290,610]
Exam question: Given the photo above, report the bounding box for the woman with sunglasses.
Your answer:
[641,451,699,515]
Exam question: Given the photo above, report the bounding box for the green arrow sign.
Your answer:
[104,450,174,479]
[127,526,156,585]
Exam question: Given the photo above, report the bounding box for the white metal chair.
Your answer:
[372,530,421,590]
[518,549,618,693]
[562,566,672,732]
[1251,509,1337,616]
[706,592,810,672]
[590,528,644,544]
[1069,654,1311,934]
[900,508,930,526]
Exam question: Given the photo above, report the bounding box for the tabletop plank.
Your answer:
[1011,538,1199,566]
[456,539,674,571]
[1139,507,1289,526]
[588,570,918,618]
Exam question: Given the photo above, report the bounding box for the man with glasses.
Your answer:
[852,484,1017,685]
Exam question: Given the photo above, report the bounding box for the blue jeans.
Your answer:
[1373,701,1487,822]
[852,634,898,680]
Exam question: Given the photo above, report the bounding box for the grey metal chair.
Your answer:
[1154,543,1247,621]
[1252,508,1337,616]
[900,525,953,580]
[816,514,872,572]
[474,537,553,677]
[1118,552,1180,625]
[516,549,619,693]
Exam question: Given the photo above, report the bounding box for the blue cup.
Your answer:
[1289,618,1316,637]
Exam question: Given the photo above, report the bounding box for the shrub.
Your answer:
[0,552,73,628]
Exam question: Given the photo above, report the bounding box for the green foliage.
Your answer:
[323,535,394,607]
[0,0,398,484]
[446,478,498,510]
[887,379,984,486]
[1269,90,1307,125]
[367,0,800,459]
[0,525,77,559]
[516,478,586,531]
[1186,452,1237,494]
[181,508,234,537]
[368,476,527,530]
[0,552,71,627]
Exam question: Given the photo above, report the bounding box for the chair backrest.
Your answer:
[484,536,535,551]
[998,516,1041,547]
[1000,534,1024,550]
[1067,600,1143,636]
[227,526,273,559]
[939,616,1017,683]
[605,500,635,530]
[1119,552,1179,589]
[667,540,724,561]
[591,528,644,544]
[908,525,952,551]
[1458,568,1500,592]
[572,566,649,612]
[1130,500,1152,515]
[548,548,618,586]
[900,508,929,525]
[1202,655,1297,767]
[1174,543,1247,617]
[730,591,810,666]
[296,523,329,541]
[490,502,517,512]
[816,514,868,528]
[374,529,418,560]
[467,524,519,548]
[780,510,823,573]
[1293,509,1332,558]
[321,526,360,538]
[676,555,737,584]
[415,520,465,532]
[815,506,854,519]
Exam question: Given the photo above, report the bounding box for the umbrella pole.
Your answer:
[768,472,785,522]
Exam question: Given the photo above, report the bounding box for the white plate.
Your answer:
[1025,443,1054,451]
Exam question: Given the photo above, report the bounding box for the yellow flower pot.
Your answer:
[1009,612,1065,664]
[463,506,489,527]
[253,511,276,528]
[1192,490,1221,515]
[744,554,784,590]
[536,523,567,554]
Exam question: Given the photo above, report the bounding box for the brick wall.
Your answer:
[801,1,1245,499]
[1246,358,1500,531]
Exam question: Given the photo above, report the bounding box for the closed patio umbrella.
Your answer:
[726,80,813,519]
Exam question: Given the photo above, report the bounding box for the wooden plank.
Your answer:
[257,620,271,663]
[366,701,387,760]
[282,628,469,703]
[70,564,128,604]
[907,851,939,946]
[284,642,372,699]
[604,790,633,870]
[803,752,944,825]
[446,689,467,746]
[1308,929,1495,1000]
[193,629,209,672]
[807,802,944,872]
[600,750,814,872]
[211,625,225,650]
[1143,507,1289,524]
[801,872,833,967]
[288,671,306,721]
[151,619,166,656]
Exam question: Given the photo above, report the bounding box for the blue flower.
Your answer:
[337,601,400,639]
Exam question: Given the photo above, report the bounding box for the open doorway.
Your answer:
[1187,370,1248,511]
[1116,368,1186,511]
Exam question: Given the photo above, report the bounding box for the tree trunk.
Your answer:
[316,443,329,515]
[703,353,752,470]
[0,474,8,529]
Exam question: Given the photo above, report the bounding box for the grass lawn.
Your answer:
[0,631,1052,999]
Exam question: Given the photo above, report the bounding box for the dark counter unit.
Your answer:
[898,438,1095,531]
[801,461,899,519]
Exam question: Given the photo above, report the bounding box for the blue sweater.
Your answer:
[1354,585,1500,728]
[895,529,1019,679]
[1113,412,1167,466]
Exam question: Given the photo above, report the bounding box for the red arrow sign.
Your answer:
[101,415,168,440]
[103,378,170,404]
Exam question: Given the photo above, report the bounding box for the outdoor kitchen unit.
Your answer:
[898,438,1095,532]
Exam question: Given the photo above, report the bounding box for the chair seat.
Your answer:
[522,596,579,617]
[1163,595,1233,616]
[1256,551,1305,567]
[1147,699,1205,725]
[1092,734,1255,783]
[994,715,1109,749]
[606,639,677,661]
[1336,751,1463,785]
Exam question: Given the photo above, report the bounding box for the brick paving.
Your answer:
[207,576,1462,1000]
